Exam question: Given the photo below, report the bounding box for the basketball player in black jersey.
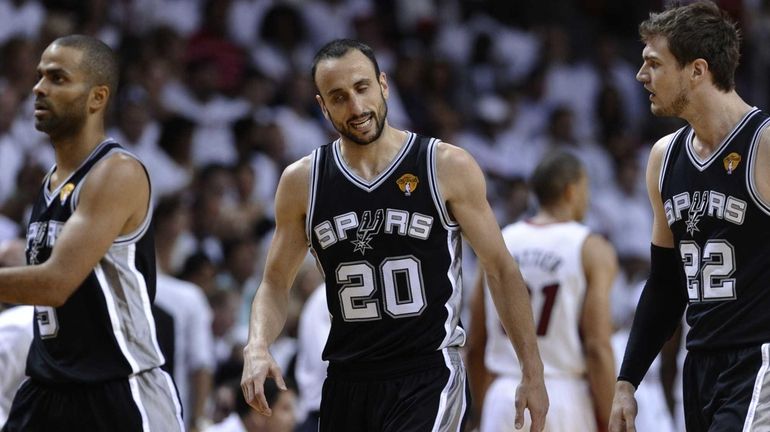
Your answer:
[0,35,183,431]
[610,2,770,431]
[241,39,548,431]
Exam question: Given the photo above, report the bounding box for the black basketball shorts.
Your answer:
[2,367,184,432]
[319,348,470,432]
[683,343,770,432]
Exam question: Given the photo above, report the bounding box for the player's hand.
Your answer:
[241,344,287,416]
[515,374,549,431]
[608,380,638,432]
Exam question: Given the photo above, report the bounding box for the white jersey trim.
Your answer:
[431,348,467,432]
[743,343,770,431]
[125,243,165,365]
[42,139,115,206]
[95,262,141,374]
[745,117,770,216]
[685,107,760,171]
[659,127,686,193]
[306,148,322,243]
[67,146,154,245]
[427,139,459,230]
[331,132,415,192]
[128,374,151,432]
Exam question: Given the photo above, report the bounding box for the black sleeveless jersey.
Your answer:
[659,107,770,350]
[25,140,165,383]
[307,132,466,365]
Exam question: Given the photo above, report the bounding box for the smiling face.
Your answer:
[33,44,92,139]
[636,36,690,118]
[314,49,389,146]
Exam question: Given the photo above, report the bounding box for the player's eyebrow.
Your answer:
[325,78,372,97]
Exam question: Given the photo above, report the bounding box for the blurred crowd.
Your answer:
[3,0,770,431]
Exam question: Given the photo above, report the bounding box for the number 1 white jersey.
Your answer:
[485,220,590,378]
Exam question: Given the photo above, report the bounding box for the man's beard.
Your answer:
[35,93,89,140]
[653,84,689,118]
[331,94,388,146]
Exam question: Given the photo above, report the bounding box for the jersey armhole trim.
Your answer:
[427,139,460,230]
[70,148,154,245]
[746,117,770,216]
[658,128,685,193]
[306,148,322,243]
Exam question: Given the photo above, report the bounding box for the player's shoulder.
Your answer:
[649,131,680,161]
[433,140,476,170]
[280,154,313,185]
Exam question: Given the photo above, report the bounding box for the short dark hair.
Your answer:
[52,34,119,99]
[530,151,584,207]
[639,0,740,91]
[310,39,380,90]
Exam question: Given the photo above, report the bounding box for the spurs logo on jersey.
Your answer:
[351,209,383,255]
[26,221,65,265]
[313,208,434,254]
[663,190,747,235]
[686,191,709,236]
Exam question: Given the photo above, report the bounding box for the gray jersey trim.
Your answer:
[68,147,154,245]
[95,243,165,374]
[129,368,185,431]
[438,229,465,350]
[743,343,770,431]
[431,347,468,432]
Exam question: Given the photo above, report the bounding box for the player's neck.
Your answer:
[338,125,408,181]
[51,125,106,180]
[531,206,574,224]
[685,90,752,152]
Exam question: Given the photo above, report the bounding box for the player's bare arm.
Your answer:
[610,133,676,432]
[241,156,311,416]
[581,233,618,431]
[0,153,149,306]
[436,141,548,431]
[466,270,493,426]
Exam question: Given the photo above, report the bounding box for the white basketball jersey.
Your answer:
[485,220,590,378]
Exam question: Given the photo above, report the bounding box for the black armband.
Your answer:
[618,244,687,388]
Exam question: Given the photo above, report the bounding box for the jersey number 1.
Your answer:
[336,256,427,321]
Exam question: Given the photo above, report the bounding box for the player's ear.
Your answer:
[691,58,708,84]
[89,85,109,113]
[379,71,389,99]
[316,94,330,120]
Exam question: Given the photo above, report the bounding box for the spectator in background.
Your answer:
[294,284,330,432]
[154,195,216,431]
[206,379,296,432]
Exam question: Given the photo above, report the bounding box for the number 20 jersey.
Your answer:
[660,107,770,350]
[308,133,465,365]
[484,220,590,378]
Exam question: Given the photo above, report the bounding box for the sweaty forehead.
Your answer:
[38,44,84,74]
[314,50,377,93]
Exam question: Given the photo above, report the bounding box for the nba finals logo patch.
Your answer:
[59,183,75,204]
[723,152,741,175]
[397,173,419,196]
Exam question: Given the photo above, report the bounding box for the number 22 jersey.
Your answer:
[307,132,465,366]
[659,107,770,350]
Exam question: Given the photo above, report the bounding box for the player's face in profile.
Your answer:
[636,36,689,117]
[315,50,388,146]
[33,44,91,139]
